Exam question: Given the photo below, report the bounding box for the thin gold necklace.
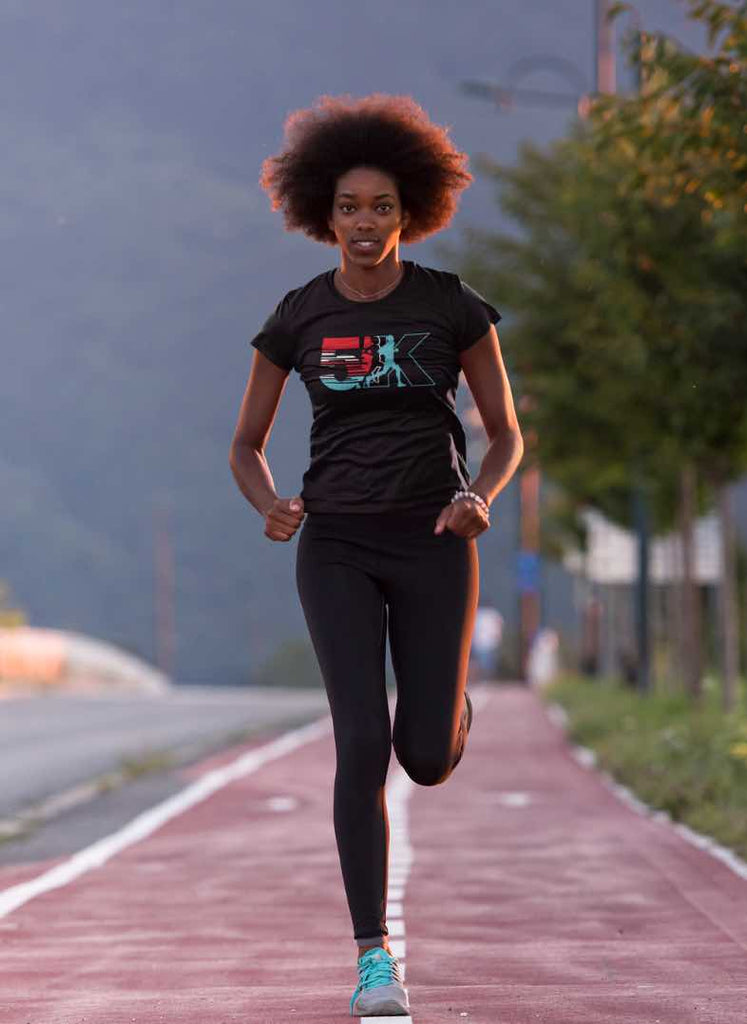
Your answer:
[336,263,403,300]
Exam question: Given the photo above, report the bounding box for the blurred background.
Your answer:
[0,0,744,708]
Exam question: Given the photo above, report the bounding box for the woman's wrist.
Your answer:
[452,488,490,518]
[259,494,278,517]
[465,482,491,508]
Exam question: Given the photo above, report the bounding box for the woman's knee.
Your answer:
[395,744,453,787]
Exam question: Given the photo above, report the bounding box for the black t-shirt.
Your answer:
[249,259,501,513]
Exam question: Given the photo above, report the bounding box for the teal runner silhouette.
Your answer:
[363,335,405,387]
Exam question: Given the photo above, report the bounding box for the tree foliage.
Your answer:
[601,1,747,224]
[441,1,747,541]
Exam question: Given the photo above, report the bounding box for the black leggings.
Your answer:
[295,509,479,942]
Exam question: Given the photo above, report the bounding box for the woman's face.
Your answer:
[327,166,410,264]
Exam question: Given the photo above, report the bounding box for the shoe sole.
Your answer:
[351,982,410,1016]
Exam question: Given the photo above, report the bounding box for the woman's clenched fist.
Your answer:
[264,496,305,541]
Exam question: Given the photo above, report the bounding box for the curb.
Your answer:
[544,699,747,884]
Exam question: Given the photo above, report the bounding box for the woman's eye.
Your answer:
[339,204,393,213]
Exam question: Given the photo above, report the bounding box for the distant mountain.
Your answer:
[0,1,717,683]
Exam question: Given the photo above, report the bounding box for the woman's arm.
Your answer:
[229,350,305,541]
[433,323,524,538]
[459,322,524,507]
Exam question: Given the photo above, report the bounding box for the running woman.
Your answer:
[229,93,524,1017]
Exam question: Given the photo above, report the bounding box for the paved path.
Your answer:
[2,682,746,1022]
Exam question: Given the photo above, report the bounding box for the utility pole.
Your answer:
[594,0,616,93]
[611,1,652,694]
[518,415,541,679]
[592,1,651,693]
[154,499,176,682]
[459,0,637,683]
[631,15,652,695]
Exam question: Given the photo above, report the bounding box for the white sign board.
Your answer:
[562,507,721,584]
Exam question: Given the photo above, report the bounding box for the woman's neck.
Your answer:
[336,252,403,298]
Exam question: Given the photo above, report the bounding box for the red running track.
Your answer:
[1,682,747,1023]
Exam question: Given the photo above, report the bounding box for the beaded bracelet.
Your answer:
[451,489,490,518]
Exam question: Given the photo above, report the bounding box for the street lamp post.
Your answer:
[459,1,654,688]
[460,43,595,682]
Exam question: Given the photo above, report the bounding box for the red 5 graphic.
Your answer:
[319,336,374,391]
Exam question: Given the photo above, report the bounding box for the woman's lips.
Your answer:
[351,239,380,251]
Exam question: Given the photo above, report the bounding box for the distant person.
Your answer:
[471,605,504,679]
[229,93,524,1017]
[527,627,560,689]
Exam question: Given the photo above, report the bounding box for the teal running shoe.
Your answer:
[350,946,410,1016]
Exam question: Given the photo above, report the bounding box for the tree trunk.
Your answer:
[679,463,703,702]
[667,534,684,693]
[717,481,739,713]
[632,483,651,693]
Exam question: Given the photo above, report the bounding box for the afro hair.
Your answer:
[259,92,474,245]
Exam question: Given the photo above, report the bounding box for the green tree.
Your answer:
[594,0,747,709]
[0,581,26,629]
[441,115,747,699]
[605,0,747,220]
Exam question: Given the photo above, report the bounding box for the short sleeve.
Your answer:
[454,278,502,352]
[249,297,296,371]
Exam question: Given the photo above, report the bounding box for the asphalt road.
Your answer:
[0,684,330,863]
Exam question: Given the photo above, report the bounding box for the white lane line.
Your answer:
[363,1019,411,1023]
[385,765,414,974]
[362,1019,410,1024]
[0,714,332,919]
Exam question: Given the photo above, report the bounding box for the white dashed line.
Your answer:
[265,795,299,812]
[495,791,532,808]
[359,763,416,1022]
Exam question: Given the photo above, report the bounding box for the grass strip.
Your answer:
[541,673,747,862]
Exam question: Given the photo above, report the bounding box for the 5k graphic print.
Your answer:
[319,333,435,391]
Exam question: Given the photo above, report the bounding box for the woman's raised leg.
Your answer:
[385,531,479,785]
